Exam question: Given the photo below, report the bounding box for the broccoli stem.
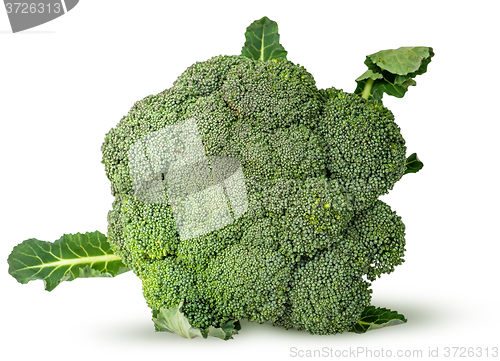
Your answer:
[361,78,374,100]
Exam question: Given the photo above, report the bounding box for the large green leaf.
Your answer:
[355,46,434,102]
[7,231,129,291]
[351,306,407,333]
[241,16,287,61]
[404,153,424,174]
[367,47,432,76]
[153,302,241,340]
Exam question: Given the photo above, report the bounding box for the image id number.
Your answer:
[5,2,62,14]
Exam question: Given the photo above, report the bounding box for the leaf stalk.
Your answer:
[361,78,374,99]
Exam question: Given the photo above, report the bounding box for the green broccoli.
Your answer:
[7,16,432,340]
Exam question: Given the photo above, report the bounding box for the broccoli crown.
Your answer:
[101,54,407,333]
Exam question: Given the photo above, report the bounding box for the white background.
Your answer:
[1,1,498,360]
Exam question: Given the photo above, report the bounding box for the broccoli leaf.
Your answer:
[202,320,242,340]
[153,302,240,340]
[355,47,434,102]
[7,231,129,291]
[404,153,424,174]
[351,306,407,333]
[241,16,287,61]
[153,302,204,339]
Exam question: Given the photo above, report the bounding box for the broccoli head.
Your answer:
[97,15,430,339]
[4,17,433,340]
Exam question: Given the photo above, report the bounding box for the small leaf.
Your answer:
[351,306,407,333]
[404,153,424,174]
[241,16,287,61]
[7,231,129,291]
[202,320,241,340]
[356,69,383,82]
[355,47,434,102]
[153,302,240,340]
[153,302,204,339]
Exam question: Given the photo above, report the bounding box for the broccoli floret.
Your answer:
[345,199,406,281]
[278,246,372,334]
[204,243,292,324]
[141,257,220,329]
[117,194,178,272]
[317,88,407,210]
[220,58,322,130]
[254,178,352,258]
